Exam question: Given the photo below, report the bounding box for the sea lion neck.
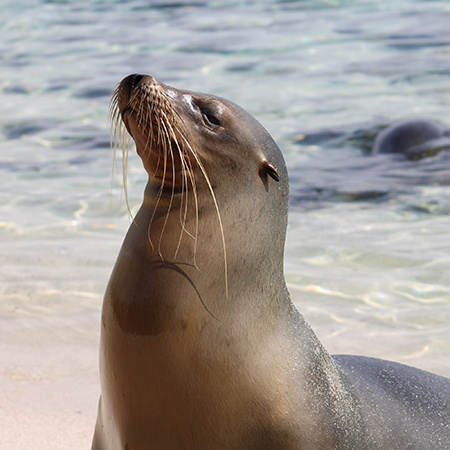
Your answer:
[122,184,291,325]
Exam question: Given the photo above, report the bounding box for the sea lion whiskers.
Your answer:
[109,91,133,217]
[161,119,196,261]
[128,86,200,263]
[108,90,120,184]
[141,88,227,295]
[158,103,200,249]
[153,114,176,259]
[136,97,152,154]
[138,100,188,259]
[145,117,169,255]
[109,79,227,296]
[129,90,154,159]
[177,130,228,299]
[153,110,199,264]
[108,87,122,175]
[176,143,199,260]
[143,102,227,297]
[131,87,199,248]
[171,122,200,267]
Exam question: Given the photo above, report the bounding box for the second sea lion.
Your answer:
[373,118,450,160]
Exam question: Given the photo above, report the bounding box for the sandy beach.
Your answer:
[1,288,448,449]
[1,311,99,449]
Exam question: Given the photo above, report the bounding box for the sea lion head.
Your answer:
[110,74,289,301]
[112,74,287,189]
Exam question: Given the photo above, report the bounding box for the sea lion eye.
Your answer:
[202,108,221,127]
[194,100,222,127]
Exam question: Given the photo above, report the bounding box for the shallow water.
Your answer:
[1,0,450,447]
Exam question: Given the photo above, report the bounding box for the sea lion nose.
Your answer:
[125,73,144,92]
[122,74,159,97]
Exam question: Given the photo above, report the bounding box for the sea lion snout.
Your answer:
[121,73,157,96]
[125,73,144,91]
[116,74,162,113]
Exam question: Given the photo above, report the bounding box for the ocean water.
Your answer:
[1,0,450,447]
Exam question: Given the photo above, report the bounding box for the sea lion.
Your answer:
[92,74,450,449]
[373,118,450,160]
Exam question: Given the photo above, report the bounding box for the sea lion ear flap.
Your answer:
[259,160,280,192]
[260,161,280,182]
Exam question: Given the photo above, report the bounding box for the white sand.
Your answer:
[1,311,100,449]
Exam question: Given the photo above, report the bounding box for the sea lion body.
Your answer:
[92,75,450,449]
[335,355,450,448]
[373,118,450,160]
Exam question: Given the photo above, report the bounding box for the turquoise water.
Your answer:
[1,2,450,443]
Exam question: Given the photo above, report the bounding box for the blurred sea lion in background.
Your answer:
[373,118,450,160]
